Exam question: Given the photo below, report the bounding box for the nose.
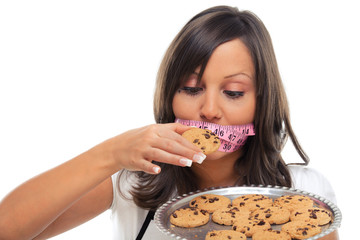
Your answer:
[199,90,222,122]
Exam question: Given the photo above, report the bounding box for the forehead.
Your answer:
[189,39,254,84]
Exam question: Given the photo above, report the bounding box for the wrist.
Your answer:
[85,138,122,177]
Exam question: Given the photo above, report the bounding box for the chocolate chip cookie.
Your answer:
[252,229,291,240]
[189,194,231,213]
[212,205,251,225]
[170,207,210,228]
[251,206,290,224]
[232,217,271,237]
[282,220,321,239]
[274,195,314,212]
[205,230,247,240]
[232,194,273,211]
[290,207,332,225]
[182,128,220,154]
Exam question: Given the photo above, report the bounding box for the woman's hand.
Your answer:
[106,123,206,174]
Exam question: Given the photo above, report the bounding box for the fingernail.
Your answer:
[193,152,206,164]
[179,158,193,167]
[153,166,161,174]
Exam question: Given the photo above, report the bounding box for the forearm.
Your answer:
[319,231,339,240]
[0,141,117,240]
[0,123,202,239]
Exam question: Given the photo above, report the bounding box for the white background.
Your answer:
[0,0,358,239]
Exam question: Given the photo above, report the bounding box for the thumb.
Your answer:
[171,122,195,135]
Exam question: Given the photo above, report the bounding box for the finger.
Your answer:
[152,137,206,164]
[159,124,207,163]
[160,123,203,153]
[136,159,161,175]
[171,122,194,135]
[144,148,194,167]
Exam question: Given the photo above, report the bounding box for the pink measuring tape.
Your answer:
[175,119,255,152]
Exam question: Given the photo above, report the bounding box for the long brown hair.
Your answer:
[119,6,309,210]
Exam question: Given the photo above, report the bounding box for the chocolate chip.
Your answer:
[265,213,272,218]
[193,139,199,143]
[200,209,207,215]
[295,211,302,216]
[172,213,177,218]
[310,212,317,219]
[257,220,266,226]
[202,133,210,139]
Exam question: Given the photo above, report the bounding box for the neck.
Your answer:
[190,150,243,190]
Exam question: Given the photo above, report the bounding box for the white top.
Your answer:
[110,166,336,240]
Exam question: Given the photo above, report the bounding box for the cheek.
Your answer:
[172,94,195,119]
[225,94,256,125]
[246,94,256,122]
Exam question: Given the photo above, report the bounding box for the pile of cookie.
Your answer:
[169,193,332,240]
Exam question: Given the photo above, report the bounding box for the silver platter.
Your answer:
[154,185,341,240]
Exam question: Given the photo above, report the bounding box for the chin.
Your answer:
[205,151,234,161]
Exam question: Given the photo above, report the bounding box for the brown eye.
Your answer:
[223,90,244,99]
[180,87,203,96]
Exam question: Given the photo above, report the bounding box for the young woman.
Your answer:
[0,6,337,240]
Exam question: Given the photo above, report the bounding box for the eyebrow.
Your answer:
[193,71,253,81]
[192,71,200,76]
[224,72,253,80]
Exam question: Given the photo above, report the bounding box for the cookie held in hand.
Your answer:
[182,128,221,154]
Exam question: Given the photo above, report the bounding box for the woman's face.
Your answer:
[172,38,256,159]
[173,38,256,126]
